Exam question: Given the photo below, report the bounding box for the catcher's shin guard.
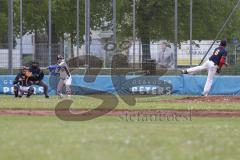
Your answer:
[13,85,19,97]
[26,87,34,98]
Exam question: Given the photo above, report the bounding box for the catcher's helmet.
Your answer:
[57,55,64,60]
[22,66,30,71]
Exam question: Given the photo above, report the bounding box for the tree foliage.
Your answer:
[0,0,239,54]
[0,0,9,46]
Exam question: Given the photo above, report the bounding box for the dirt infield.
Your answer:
[161,96,240,103]
[0,108,240,118]
[0,96,240,118]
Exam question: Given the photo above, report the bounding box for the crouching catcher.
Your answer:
[13,67,34,98]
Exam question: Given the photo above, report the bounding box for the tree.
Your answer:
[0,0,10,48]
[11,0,240,63]
[135,0,240,61]
[13,0,114,58]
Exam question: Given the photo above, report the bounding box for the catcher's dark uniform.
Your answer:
[13,72,34,98]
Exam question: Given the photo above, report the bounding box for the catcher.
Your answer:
[182,40,228,96]
[13,66,34,98]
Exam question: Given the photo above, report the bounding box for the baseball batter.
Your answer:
[182,40,228,96]
[56,55,72,98]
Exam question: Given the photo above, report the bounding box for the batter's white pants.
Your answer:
[57,76,72,96]
[187,60,218,95]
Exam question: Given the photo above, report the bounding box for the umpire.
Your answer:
[29,62,49,98]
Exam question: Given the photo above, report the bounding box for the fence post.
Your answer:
[190,0,193,67]
[8,0,13,74]
[133,0,136,69]
[112,0,116,45]
[77,0,80,67]
[85,0,90,68]
[48,0,52,65]
[20,0,23,67]
[174,0,178,69]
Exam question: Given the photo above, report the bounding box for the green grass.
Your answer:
[0,116,240,160]
[1,95,240,160]
[0,95,240,110]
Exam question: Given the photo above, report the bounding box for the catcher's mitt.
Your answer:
[25,70,33,77]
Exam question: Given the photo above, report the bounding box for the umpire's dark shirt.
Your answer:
[29,67,44,82]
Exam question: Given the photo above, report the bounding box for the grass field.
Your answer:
[0,95,240,160]
[1,95,240,110]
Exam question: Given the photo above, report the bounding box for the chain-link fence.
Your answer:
[0,0,240,75]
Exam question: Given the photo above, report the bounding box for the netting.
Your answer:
[0,0,240,75]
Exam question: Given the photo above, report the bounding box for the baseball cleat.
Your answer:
[201,92,208,97]
[58,94,64,99]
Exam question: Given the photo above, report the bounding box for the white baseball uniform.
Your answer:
[186,45,227,96]
[187,60,218,96]
[56,60,72,96]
